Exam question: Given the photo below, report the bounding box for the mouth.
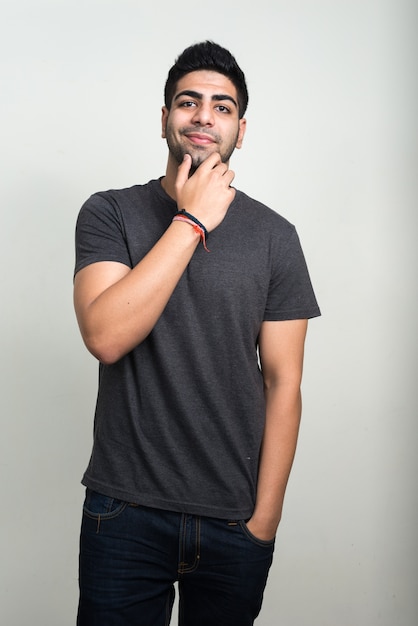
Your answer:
[184,132,217,146]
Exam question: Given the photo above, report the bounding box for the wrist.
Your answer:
[249,507,282,534]
[172,210,210,252]
[245,515,279,542]
[170,219,201,244]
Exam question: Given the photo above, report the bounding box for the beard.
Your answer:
[165,125,240,174]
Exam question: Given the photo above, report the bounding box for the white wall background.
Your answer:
[1,1,417,624]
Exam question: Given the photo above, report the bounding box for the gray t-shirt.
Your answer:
[75,179,320,519]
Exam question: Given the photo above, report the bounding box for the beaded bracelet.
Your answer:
[173,209,210,252]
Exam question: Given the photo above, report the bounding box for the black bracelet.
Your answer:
[174,209,209,242]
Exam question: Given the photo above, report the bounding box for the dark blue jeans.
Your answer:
[77,489,275,625]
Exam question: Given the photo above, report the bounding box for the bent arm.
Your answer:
[74,153,236,364]
[246,318,308,540]
[74,221,201,364]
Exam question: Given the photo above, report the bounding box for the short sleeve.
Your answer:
[74,192,132,276]
[263,228,321,321]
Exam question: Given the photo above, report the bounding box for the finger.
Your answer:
[211,160,228,173]
[198,151,222,170]
[175,154,192,189]
[218,163,230,176]
[224,169,235,185]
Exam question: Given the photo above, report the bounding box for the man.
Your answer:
[74,41,320,626]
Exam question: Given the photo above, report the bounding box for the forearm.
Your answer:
[248,383,302,539]
[75,220,200,364]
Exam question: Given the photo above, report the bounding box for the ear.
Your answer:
[235,118,247,149]
[161,106,169,138]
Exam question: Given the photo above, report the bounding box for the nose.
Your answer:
[191,102,214,126]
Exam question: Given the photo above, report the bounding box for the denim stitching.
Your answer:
[82,491,128,521]
[178,515,201,574]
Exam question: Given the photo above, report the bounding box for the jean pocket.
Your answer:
[239,520,276,548]
[83,488,128,520]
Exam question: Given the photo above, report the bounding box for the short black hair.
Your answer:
[164,41,248,118]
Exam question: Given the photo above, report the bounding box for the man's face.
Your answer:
[162,70,246,173]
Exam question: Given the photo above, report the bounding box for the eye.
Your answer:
[216,105,231,114]
[179,100,196,108]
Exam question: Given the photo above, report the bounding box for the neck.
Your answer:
[160,156,178,200]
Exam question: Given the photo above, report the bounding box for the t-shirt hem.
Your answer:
[74,255,131,277]
[81,477,253,521]
[263,307,321,321]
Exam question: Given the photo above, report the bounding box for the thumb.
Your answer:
[175,154,192,190]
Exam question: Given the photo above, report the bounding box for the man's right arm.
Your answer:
[74,153,235,364]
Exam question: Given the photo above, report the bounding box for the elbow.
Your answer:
[82,332,127,365]
[263,377,303,405]
[75,308,150,364]
[263,374,302,393]
[94,349,123,366]
[81,327,149,365]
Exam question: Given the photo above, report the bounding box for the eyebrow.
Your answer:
[174,89,238,109]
